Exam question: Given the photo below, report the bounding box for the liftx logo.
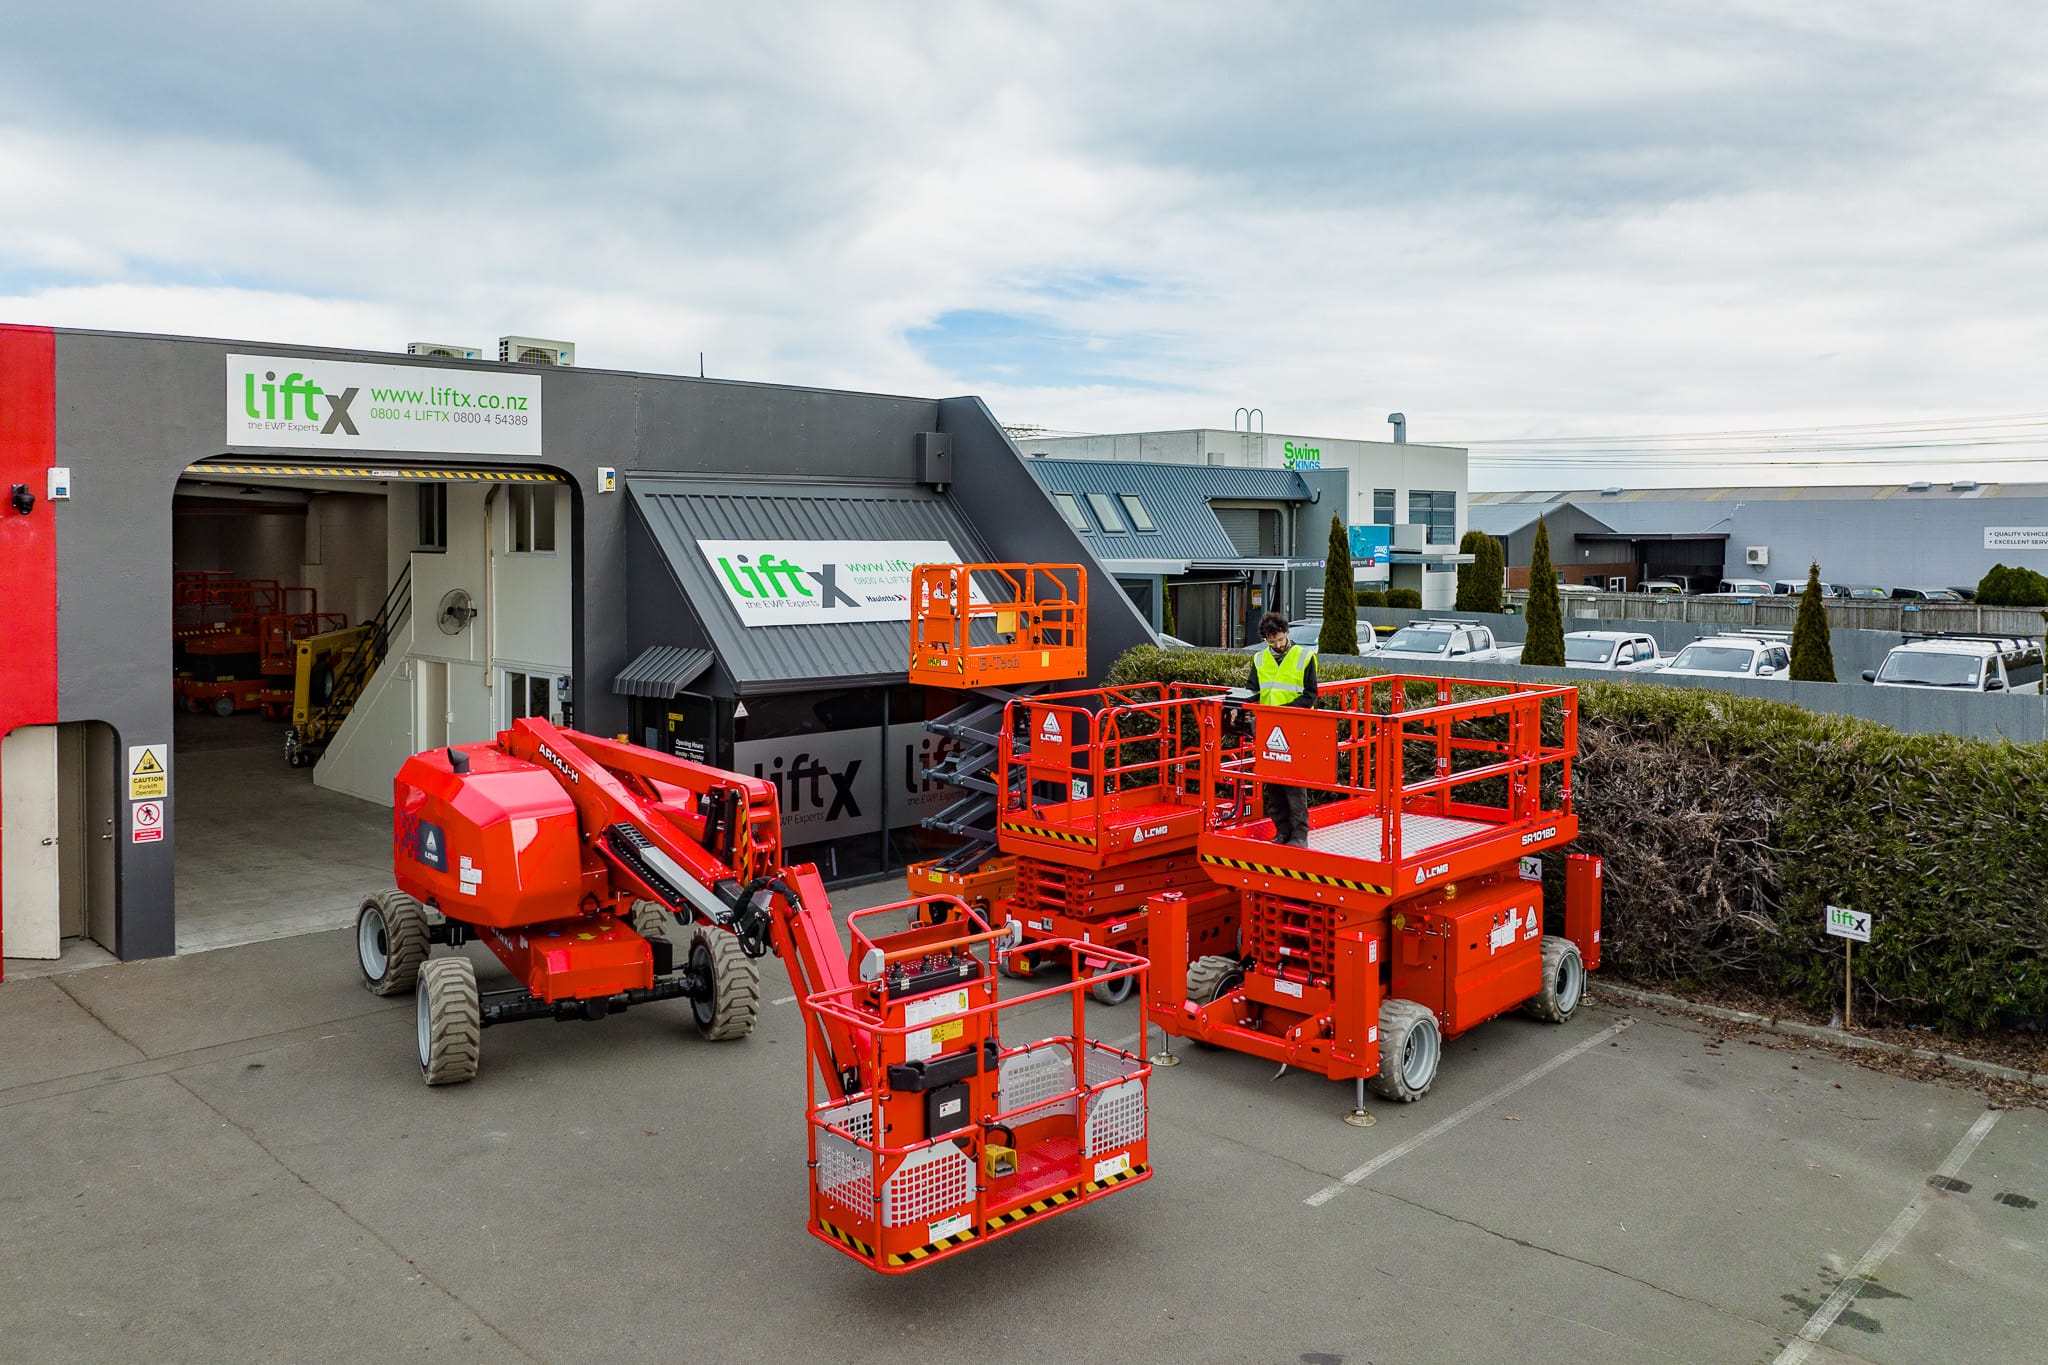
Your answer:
[242,369,360,434]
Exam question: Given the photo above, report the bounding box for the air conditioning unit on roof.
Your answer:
[406,342,482,359]
[499,336,576,367]
[1744,545,1769,568]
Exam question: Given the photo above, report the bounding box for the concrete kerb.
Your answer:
[1594,981,2048,1087]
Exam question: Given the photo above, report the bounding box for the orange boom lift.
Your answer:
[361,716,1151,1272]
[1146,676,1603,1121]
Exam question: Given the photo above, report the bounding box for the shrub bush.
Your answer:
[1356,589,1388,609]
[1522,518,1566,666]
[1105,645,2048,1034]
[1319,514,1358,656]
[1978,562,2048,607]
[1386,588,1421,609]
[1455,530,1503,614]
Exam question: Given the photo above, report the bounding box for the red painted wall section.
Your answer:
[0,324,61,970]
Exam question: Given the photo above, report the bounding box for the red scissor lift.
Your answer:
[1147,675,1602,1120]
[994,683,1244,1003]
[174,573,347,718]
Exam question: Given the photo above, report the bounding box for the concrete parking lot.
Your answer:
[3,890,2042,1365]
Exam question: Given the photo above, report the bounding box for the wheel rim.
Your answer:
[1555,951,1585,1015]
[416,980,432,1065]
[690,940,715,1027]
[1401,1018,1441,1089]
[359,908,389,980]
[1213,972,1243,1005]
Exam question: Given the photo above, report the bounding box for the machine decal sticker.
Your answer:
[1093,1152,1131,1183]
[1261,726,1293,762]
[929,1213,972,1242]
[1520,825,1559,848]
[1040,712,1063,742]
[1490,908,1521,954]
[399,814,448,872]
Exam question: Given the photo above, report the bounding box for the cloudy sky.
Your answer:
[5,1,2047,487]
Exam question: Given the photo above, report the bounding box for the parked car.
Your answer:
[1638,579,1687,595]
[1862,635,2045,693]
[1831,584,1889,601]
[1711,578,1774,597]
[1377,619,1523,663]
[1657,633,1792,680]
[1562,631,1663,671]
[1890,587,1964,602]
[1946,586,1979,602]
[1773,579,1836,596]
[1240,618,1377,655]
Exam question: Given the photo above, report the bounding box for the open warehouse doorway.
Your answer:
[169,462,574,952]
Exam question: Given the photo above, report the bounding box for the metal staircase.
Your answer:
[285,565,412,767]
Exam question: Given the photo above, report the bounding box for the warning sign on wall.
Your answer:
[131,800,164,844]
[128,744,168,800]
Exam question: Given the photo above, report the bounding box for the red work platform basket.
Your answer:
[908,563,1087,689]
[1194,675,1580,911]
[996,682,1238,870]
[801,898,1152,1273]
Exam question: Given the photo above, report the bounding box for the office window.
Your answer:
[508,485,557,554]
[1052,493,1090,532]
[1117,494,1157,531]
[504,670,554,726]
[1373,489,1395,526]
[1409,490,1457,545]
[416,483,447,552]
[1085,492,1126,531]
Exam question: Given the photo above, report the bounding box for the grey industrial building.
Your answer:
[0,324,1150,970]
[1471,482,2048,593]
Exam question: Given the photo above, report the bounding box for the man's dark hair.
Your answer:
[1257,612,1289,639]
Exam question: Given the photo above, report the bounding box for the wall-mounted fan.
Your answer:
[438,588,479,636]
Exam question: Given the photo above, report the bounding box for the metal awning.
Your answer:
[186,461,565,483]
[612,646,717,699]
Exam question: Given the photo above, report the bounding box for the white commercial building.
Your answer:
[1013,427,1471,610]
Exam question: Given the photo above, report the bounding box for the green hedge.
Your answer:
[1109,646,2048,1033]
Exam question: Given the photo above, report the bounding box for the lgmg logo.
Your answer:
[1282,440,1321,469]
[241,368,359,435]
[716,552,861,609]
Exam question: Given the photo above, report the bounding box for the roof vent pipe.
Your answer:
[1387,412,1406,444]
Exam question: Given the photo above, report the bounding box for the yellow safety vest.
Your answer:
[1255,644,1311,705]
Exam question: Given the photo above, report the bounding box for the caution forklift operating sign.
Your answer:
[128,744,168,800]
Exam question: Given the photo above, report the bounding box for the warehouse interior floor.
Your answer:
[172,713,391,954]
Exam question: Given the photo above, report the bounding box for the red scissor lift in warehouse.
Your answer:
[173,570,347,718]
[1146,675,1603,1121]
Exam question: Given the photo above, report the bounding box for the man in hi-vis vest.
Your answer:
[1245,611,1319,846]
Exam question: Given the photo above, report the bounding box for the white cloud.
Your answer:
[3,2,2047,487]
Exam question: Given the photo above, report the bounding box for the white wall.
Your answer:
[300,492,388,626]
[316,481,572,804]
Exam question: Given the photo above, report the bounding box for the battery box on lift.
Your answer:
[1390,877,1545,1037]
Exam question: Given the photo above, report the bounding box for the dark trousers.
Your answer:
[1263,782,1309,847]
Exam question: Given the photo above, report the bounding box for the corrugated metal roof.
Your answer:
[629,476,990,695]
[612,645,715,699]
[1021,458,1311,564]
[1468,501,1581,537]
[1474,482,2048,504]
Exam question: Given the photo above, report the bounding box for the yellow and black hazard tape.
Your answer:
[999,820,1098,848]
[815,1219,878,1259]
[189,463,564,483]
[834,1163,1152,1268]
[1200,854,1392,897]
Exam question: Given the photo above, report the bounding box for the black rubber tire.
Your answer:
[212,695,237,718]
[1088,965,1136,1007]
[1185,955,1243,1005]
[1523,936,1586,1024]
[357,891,430,996]
[1369,999,1442,1103]
[629,900,671,944]
[1185,955,1243,1050]
[688,925,760,1041]
[417,956,480,1086]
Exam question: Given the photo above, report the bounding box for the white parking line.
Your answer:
[771,994,797,1006]
[1772,1109,2001,1365]
[1303,1018,1633,1207]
